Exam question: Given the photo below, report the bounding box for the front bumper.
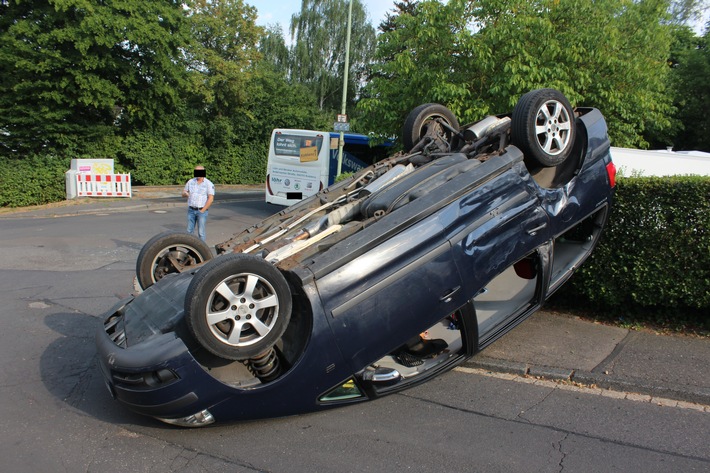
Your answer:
[94,271,232,422]
[95,311,228,423]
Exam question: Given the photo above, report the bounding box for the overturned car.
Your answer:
[96,89,617,426]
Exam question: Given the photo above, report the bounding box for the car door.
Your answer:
[448,168,550,343]
[316,213,468,372]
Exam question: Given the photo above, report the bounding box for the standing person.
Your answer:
[182,165,215,242]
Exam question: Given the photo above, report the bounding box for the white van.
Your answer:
[265,129,390,206]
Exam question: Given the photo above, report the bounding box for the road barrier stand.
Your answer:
[67,173,132,198]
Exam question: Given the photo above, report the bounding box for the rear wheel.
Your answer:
[511,89,576,167]
[184,254,292,360]
[136,232,213,290]
[402,103,460,152]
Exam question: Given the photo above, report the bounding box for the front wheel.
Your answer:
[184,254,292,360]
[136,232,213,290]
[511,89,576,167]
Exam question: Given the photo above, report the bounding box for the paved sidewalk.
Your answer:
[3,187,709,406]
[465,311,710,406]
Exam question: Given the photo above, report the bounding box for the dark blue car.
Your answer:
[96,89,617,426]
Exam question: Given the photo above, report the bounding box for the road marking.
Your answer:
[454,366,710,412]
[29,301,51,309]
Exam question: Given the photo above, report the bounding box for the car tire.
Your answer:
[402,103,460,152]
[136,231,213,290]
[184,254,292,361]
[511,89,576,167]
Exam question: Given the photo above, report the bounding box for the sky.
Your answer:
[253,0,397,37]
[253,1,709,36]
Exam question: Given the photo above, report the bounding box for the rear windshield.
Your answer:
[273,134,324,157]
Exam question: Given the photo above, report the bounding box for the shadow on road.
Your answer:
[40,311,159,428]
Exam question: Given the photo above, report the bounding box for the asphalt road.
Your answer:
[1,199,708,472]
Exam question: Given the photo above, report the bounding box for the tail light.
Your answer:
[266,174,273,195]
[606,162,617,188]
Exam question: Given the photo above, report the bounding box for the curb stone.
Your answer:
[0,190,266,219]
[571,370,710,406]
[466,355,710,406]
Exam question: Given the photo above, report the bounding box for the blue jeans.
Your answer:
[187,207,208,241]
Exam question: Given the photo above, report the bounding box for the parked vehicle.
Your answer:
[265,129,390,206]
[96,89,616,426]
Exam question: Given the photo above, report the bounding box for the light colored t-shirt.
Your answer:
[184,178,215,208]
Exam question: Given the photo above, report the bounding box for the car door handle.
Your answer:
[440,286,461,303]
[526,223,547,235]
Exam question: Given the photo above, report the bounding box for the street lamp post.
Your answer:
[336,0,353,177]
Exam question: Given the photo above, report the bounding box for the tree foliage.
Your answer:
[3,0,709,209]
[666,24,710,150]
[0,0,335,204]
[0,0,193,154]
[186,0,263,118]
[359,0,676,149]
[258,24,291,77]
[289,0,376,110]
[379,0,419,33]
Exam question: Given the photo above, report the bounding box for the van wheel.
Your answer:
[184,254,292,360]
[512,89,576,167]
[136,232,213,290]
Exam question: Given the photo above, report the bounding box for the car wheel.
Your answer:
[136,231,213,290]
[184,254,292,361]
[511,89,576,167]
[402,103,460,152]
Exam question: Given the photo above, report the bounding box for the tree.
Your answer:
[258,24,291,77]
[185,0,263,118]
[289,0,376,111]
[0,0,193,155]
[358,0,676,149]
[358,0,471,140]
[232,66,331,141]
[669,25,710,150]
[379,0,419,33]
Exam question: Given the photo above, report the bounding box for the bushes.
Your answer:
[206,141,269,185]
[0,119,300,201]
[120,131,203,185]
[0,65,331,200]
[0,154,69,207]
[554,175,710,321]
[0,130,274,204]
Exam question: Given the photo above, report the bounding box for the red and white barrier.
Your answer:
[75,174,132,197]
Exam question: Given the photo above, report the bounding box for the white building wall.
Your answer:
[610,147,710,177]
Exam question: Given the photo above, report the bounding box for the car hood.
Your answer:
[120,271,195,346]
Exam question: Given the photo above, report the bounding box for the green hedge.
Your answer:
[120,131,204,186]
[0,135,272,206]
[554,175,710,321]
[0,154,70,207]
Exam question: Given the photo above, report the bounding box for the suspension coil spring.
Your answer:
[247,348,282,383]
